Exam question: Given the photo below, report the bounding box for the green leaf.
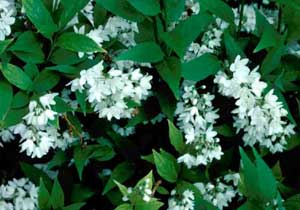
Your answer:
[1,107,28,128]
[46,65,80,75]
[0,63,33,91]
[0,81,13,121]
[127,0,160,16]
[22,0,57,38]
[38,179,51,210]
[11,91,29,109]
[252,149,277,202]
[162,12,213,58]
[200,0,234,24]
[153,149,179,183]
[73,146,91,180]
[261,36,285,76]
[9,31,44,64]
[102,162,134,195]
[71,184,95,203]
[33,70,60,93]
[24,63,39,80]
[156,87,176,120]
[62,203,86,210]
[20,162,53,191]
[254,24,278,53]
[168,120,185,153]
[47,150,67,169]
[163,0,185,23]
[282,4,300,41]
[284,194,300,210]
[50,48,86,65]
[59,0,90,28]
[114,204,133,210]
[50,178,65,209]
[223,30,245,62]
[182,53,221,81]
[0,39,12,55]
[96,0,145,22]
[56,32,104,53]
[116,41,164,62]
[135,198,164,210]
[215,124,235,137]
[156,57,181,99]
[75,91,87,113]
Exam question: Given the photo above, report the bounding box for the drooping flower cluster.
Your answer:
[0,93,77,158]
[0,178,38,210]
[215,55,295,153]
[194,173,240,209]
[175,84,222,168]
[167,190,195,210]
[69,61,152,121]
[184,18,229,61]
[0,0,16,40]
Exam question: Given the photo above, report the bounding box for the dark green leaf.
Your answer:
[0,39,12,55]
[46,65,80,75]
[116,41,164,62]
[156,57,181,99]
[254,24,278,53]
[50,178,65,209]
[62,203,86,210]
[162,12,213,58]
[0,81,13,121]
[127,0,160,16]
[102,162,134,195]
[223,30,245,62]
[38,179,51,210]
[168,120,185,153]
[59,0,90,28]
[114,204,133,210]
[200,0,234,24]
[33,70,60,93]
[182,53,221,81]
[284,194,300,210]
[96,0,145,22]
[1,108,28,128]
[0,63,33,91]
[163,0,185,24]
[22,0,57,38]
[153,149,179,183]
[11,91,29,109]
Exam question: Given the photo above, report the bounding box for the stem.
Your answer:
[237,0,245,36]
[63,114,84,146]
[277,6,282,33]
[151,180,162,196]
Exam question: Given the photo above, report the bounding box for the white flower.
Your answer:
[233,4,256,33]
[215,55,295,153]
[167,190,195,210]
[0,0,16,40]
[175,84,222,168]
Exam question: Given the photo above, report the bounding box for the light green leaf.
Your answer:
[153,149,179,183]
[116,41,164,62]
[102,162,134,195]
[0,63,33,91]
[127,0,160,16]
[182,53,221,81]
[50,178,65,209]
[162,12,213,58]
[156,57,181,99]
[96,0,145,22]
[0,81,13,121]
[135,198,164,210]
[56,32,104,53]
[1,108,28,128]
[22,0,57,38]
[168,120,185,153]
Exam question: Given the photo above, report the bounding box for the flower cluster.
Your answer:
[69,61,152,121]
[122,178,153,203]
[0,0,16,40]
[194,173,240,209]
[167,190,195,210]
[184,18,229,61]
[175,84,222,168]
[0,178,38,210]
[0,93,77,158]
[215,55,295,153]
